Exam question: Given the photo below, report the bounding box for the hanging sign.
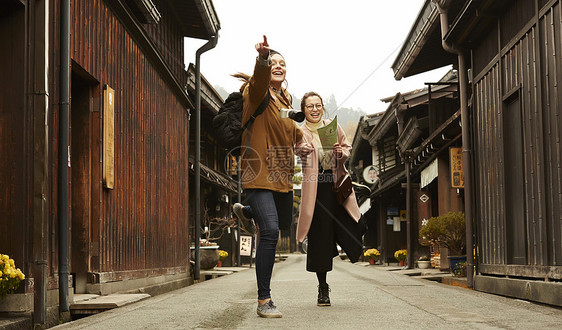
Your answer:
[450,147,464,188]
[103,85,115,189]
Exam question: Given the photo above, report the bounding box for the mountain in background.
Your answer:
[214,85,367,139]
[214,85,230,101]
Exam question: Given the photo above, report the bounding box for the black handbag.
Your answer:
[333,174,353,204]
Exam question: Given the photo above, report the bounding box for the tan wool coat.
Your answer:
[295,120,361,242]
[240,60,303,193]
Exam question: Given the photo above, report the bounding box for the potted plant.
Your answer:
[419,211,466,273]
[363,248,380,265]
[190,239,219,270]
[0,254,25,299]
[394,249,407,266]
[217,250,228,267]
[453,261,467,277]
[417,255,431,269]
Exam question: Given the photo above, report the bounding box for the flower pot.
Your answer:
[217,260,223,267]
[399,260,405,266]
[190,246,219,270]
[369,258,376,265]
[0,293,33,313]
[417,260,430,269]
[447,255,467,274]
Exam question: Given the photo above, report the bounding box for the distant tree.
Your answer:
[342,121,359,141]
[214,85,230,101]
[291,94,301,110]
[319,94,367,139]
[324,94,338,114]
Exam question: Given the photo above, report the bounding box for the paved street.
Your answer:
[53,254,561,329]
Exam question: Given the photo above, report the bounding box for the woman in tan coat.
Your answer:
[295,91,364,307]
[234,36,303,318]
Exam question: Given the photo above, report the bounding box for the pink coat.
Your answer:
[295,120,361,242]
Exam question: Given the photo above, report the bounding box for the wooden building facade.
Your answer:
[0,0,220,326]
[393,0,562,306]
[349,72,463,265]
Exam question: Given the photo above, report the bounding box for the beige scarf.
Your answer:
[305,120,332,170]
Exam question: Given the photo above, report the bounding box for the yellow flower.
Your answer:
[218,250,228,261]
[394,249,408,261]
[364,248,380,259]
[0,253,25,296]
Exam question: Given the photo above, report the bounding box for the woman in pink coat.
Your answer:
[295,91,365,307]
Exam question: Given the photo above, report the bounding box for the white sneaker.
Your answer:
[256,300,282,318]
[233,203,256,234]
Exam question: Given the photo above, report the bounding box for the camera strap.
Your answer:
[244,91,271,150]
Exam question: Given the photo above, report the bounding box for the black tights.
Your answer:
[316,271,327,285]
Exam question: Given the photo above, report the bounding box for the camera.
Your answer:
[279,108,305,122]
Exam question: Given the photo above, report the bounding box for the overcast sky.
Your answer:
[185,0,451,114]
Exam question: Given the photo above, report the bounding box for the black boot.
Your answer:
[317,283,331,306]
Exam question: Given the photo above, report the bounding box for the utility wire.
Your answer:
[334,43,403,113]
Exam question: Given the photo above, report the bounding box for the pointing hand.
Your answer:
[255,35,270,59]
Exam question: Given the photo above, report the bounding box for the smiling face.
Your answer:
[303,95,324,123]
[270,53,286,88]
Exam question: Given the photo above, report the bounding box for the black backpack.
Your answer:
[212,92,270,155]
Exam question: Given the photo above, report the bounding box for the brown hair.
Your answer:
[300,91,324,111]
[231,50,285,92]
[231,72,250,92]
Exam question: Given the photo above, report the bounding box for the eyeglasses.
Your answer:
[305,104,323,111]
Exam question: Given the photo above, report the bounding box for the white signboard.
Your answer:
[363,165,378,184]
[240,235,253,256]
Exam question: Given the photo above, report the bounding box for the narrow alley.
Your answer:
[52,255,561,329]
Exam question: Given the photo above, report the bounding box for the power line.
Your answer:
[335,43,403,113]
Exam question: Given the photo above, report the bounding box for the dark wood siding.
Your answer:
[541,4,562,266]
[144,0,185,80]
[0,3,27,270]
[475,63,505,265]
[473,0,562,275]
[473,23,498,75]
[62,0,190,277]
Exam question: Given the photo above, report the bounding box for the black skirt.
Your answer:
[306,175,363,272]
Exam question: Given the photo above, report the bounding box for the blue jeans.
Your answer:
[245,189,292,300]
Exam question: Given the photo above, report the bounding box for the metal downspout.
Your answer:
[406,159,413,269]
[396,109,413,269]
[30,0,49,325]
[237,156,241,266]
[433,0,474,288]
[194,35,218,281]
[58,0,71,311]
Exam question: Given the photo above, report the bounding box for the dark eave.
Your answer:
[189,162,237,194]
[169,0,220,39]
[396,116,425,155]
[130,0,161,23]
[411,109,462,172]
[349,115,366,167]
[405,82,457,108]
[349,113,383,167]
[444,0,510,47]
[367,94,405,145]
[391,0,461,80]
[370,69,457,147]
[186,63,222,114]
[370,168,406,198]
